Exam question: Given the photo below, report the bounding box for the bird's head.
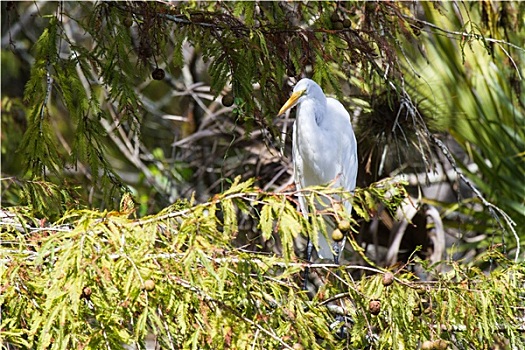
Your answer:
[278,78,324,116]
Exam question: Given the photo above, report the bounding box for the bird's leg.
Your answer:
[331,240,350,339]
[332,241,340,265]
[303,238,314,290]
[306,238,314,261]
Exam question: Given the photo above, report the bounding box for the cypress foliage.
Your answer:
[2,1,524,348]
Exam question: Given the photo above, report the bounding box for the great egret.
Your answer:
[278,78,358,263]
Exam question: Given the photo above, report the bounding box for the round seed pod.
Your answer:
[222,95,234,107]
[382,272,394,286]
[337,219,351,233]
[369,299,381,315]
[144,279,155,291]
[331,228,344,242]
[152,68,165,80]
[330,12,340,23]
[333,21,344,30]
[421,340,434,350]
[343,18,351,28]
[81,286,92,300]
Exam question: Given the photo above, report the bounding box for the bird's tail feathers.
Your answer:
[316,230,335,260]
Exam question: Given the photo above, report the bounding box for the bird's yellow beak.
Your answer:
[278,89,306,116]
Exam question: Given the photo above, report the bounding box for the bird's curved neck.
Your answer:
[299,98,326,126]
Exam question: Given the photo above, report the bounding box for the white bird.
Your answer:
[278,78,358,262]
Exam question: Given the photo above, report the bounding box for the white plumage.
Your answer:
[279,78,358,260]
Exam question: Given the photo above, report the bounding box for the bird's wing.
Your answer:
[292,119,309,217]
[293,117,332,258]
[293,110,334,259]
[326,97,358,215]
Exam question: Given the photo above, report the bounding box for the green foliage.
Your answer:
[13,6,126,208]
[6,1,428,211]
[18,104,62,177]
[405,2,525,250]
[3,2,525,348]
[2,179,524,349]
